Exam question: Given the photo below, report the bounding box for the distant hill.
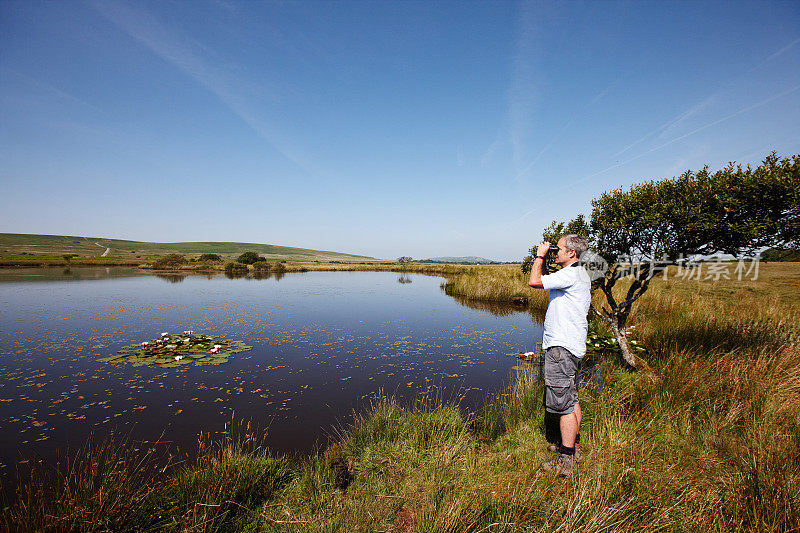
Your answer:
[0,233,378,262]
[762,248,800,262]
[420,256,498,264]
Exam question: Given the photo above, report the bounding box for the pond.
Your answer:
[0,267,542,487]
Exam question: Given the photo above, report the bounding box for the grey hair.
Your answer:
[562,234,589,258]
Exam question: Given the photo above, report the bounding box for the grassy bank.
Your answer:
[0,233,378,262]
[3,264,799,531]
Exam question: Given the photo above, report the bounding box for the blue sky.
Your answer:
[1,0,798,261]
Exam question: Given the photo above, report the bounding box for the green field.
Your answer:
[0,233,379,263]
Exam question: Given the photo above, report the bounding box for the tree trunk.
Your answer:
[610,316,638,367]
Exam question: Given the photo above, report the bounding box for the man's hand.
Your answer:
[529,241,550,289]
[537,242,551,258]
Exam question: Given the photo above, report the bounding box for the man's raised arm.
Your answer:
[528,242,551,289]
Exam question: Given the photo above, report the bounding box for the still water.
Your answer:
[0,268,542,482]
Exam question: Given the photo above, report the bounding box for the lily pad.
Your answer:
[99,333,253,368]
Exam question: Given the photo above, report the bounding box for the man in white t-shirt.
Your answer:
[528,234,591,477]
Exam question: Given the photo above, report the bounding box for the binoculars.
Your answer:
[546,245,560,256]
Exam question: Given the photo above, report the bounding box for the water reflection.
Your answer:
[447,292,547,322]
[156,273,187,283]
[397,274,412,284]
[0,266,150,282]
[252,271,285,281]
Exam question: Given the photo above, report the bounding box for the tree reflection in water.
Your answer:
[156,273,187,283]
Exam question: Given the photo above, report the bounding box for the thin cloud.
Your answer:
[1,67,103,113]
[563,83,800,192]
[89,0,312,176]
[588,77,622,106]
[513,76,622,184]
[614,95,715,157]
[512,206,538,225]
[508,2,550,174]
[512,117,574,183]
[750,37,800,72]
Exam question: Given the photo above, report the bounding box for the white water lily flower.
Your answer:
[214,344,222,349]
[174,355,183,361]
[161,332,169,337]
[141,341,149,346]
[595,343,600,347]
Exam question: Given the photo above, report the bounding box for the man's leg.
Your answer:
[555,351,580,475]
[542,347,580,475]
[559,410,578,448]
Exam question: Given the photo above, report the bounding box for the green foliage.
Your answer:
[591,152,799,262]
[236,251,262,264]
[541,214,591,244]
[62,254,77,261]
[521,214,589,274]
[151,254,185,269]
[224,262,248,274]
[762,247,800,261]
[251,260,271,271]
[397,256,413,263]
[198,253,222,262]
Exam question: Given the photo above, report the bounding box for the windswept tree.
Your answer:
[529,153,799,368]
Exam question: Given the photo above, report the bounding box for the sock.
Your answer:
[559,444,575,456]
[575,433,581,445]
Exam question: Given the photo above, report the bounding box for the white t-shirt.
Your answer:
[541,262,591,358]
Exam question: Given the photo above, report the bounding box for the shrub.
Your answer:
[199,253,222,262]
[252,260,271,271]
[237,251,262,264]
[224,262,248,274]
[152,254,185,269]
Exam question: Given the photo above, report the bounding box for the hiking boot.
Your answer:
[540,455,559,473]
[555,454,577,477]
[547,443,582,462]
[541,453,578,476]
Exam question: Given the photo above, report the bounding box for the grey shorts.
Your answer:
[544,346,581,415]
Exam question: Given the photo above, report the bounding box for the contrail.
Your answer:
[514,78,621,183]
[563,83,800,191]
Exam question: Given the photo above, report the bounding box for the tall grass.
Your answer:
[2,432,171,532]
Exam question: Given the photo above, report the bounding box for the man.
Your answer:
[528,234,591,477]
